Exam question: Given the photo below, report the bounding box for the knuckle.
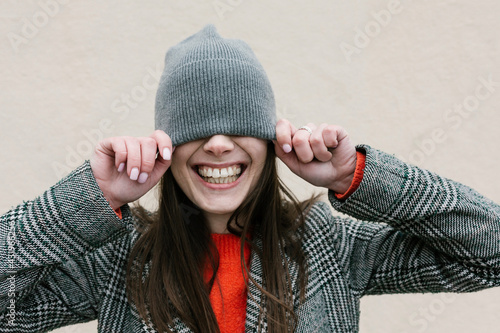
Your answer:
[141,159,155,170]
[151,130,164,140]
[115,150,128,158]
[125,136,140,146]
[309,135,322,146]
[143,137,157,147]
[325,125,336,133]
[299,154,313,163]
[293,136,308,147]
[276,118,287,125]
[127,153,141,164]
[295,142,308,150]
[154,129,164,135]
[153,130,172,145]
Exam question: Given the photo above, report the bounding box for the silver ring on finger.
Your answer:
[298,126,313,135]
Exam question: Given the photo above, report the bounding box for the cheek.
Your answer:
[248,156,267,187]
[169,160,191,194]
[169,161,181,181]
[169,141,200,180]
[170,167,196,204]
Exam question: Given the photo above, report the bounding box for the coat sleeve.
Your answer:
[328,145,500,296]
[0,161,135,332]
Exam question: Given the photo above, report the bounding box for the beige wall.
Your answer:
[1,0,499,332]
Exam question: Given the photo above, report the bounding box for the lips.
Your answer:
[195,164,245,184]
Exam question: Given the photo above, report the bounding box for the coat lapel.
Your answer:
[244,232,266,332]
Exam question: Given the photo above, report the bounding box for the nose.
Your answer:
[203,135,235,157]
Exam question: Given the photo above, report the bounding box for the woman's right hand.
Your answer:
[89,130,173,210]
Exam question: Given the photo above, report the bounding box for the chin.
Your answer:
[204,206,238,215]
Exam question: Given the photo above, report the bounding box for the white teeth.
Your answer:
[205,176,237,184]
[197,165,243,184]
[220,168,228,177]
[212,168,220,178]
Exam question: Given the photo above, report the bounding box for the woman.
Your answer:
[1,25,499,333]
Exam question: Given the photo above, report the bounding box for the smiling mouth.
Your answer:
[196,164,244,184]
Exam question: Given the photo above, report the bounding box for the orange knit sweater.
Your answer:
[204,233,252,333]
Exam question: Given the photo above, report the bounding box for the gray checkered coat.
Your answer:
[1,145,499,332]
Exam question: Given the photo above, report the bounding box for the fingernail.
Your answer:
[138,172,149,184]
[283,144,292,153]
[130,167,139,181]
[117,163,125,172]
[163,148,171,160]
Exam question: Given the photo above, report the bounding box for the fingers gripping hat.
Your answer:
[155,24,276,146]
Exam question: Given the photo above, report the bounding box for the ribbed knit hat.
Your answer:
[154,24,276,146]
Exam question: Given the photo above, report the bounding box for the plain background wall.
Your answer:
[1,0,499,332]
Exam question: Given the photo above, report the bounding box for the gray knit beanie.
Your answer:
[154,24,276,146]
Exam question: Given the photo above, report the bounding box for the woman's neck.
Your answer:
[204,211,244,234]
[204,211,232,234]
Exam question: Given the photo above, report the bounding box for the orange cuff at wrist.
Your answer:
[334,151,366,200]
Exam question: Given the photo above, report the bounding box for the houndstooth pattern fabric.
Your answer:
[1,145,499,332]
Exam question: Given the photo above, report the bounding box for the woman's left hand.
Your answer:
[274,119,357,194]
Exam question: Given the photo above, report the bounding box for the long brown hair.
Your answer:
[126,141,318,332]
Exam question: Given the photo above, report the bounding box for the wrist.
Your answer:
[105,194,125,211]
[331,150,366,199]
[328,154,357,193]
[329,169,355,194]
[94,179,123,211]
